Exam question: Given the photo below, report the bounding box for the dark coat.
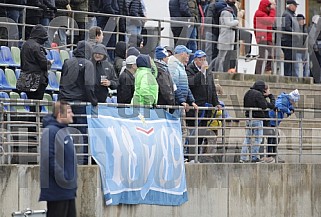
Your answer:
[243,80,273,118]
[26,0,46,18]
[127,0,144,26]
[117,69,135,104]
[281,8,300,47]
[59,41,98,106]
[114,41,127,77]
[39,115,77,202]
[186,61,220,107]
[20,25,50,87]
[169,0,192,18]
[92,44,119,103]
[155,60,175,105]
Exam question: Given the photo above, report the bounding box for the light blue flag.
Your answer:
[86,106,188,206]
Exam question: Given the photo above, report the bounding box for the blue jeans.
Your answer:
[7,9,23,43]
[241,120,263,161]
[187,26,197,63]
[126,25,142,36]
[295,52,310,77]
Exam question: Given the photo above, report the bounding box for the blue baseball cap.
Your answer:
[194,50,206,58]
[174,45,193,55]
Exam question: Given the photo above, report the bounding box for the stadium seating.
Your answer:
[0,91,10,111]
[41,93,53,113]
[15,69,21,79]
[9,92,27,113]
[5,68,17,89]
[0,69,12,90]
[46,71,59,91]
[52,93,58,102]
[1,46,20,67]
[20,92,30,112]
[60,50,70,64]
[11,46,21,66]
[50,50,63,70]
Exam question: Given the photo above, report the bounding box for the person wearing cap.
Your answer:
[268,89,300,163]
[186,50,221,162]
[92,44,119,103]
[168,45,198,111]
[253,0,276,75]
[241,80,274,163]
[164,46,174,57]
[154,46,175,106]
[117,55,137,104]
[295,14,309,77]
[131,54,159,106]
[281,0,300,77]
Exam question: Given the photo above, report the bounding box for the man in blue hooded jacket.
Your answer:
[39,101,77,217]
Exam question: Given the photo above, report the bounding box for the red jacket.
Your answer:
[253,0,276,43]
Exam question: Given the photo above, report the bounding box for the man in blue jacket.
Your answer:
[39,101,77,217]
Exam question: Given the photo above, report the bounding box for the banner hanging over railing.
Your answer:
[87,106,188,206]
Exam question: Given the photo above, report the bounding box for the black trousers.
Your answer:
[47,199,76,217]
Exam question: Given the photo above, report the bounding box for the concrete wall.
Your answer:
[1,164,321,217]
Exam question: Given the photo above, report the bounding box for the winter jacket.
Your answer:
[269,93,295,127]
[117,69,135,104]
[243,80,270,118]
[42,0,56,19]
[132,55,159,105]
[281,8,300,47]
[154,59,175,105]
[169,0,192,18]
[5,0,27,10]
[20,24,50,87]
[217,9,239,50]
[70,0,88,22]
[39,115,77,202]
[59,41,98,106]
[187,0,199,22]
[168,55,195,105]
[114,41,127,76]
[127,0,144,27]
[98,0,119,14]
[26,0,47,18]
[92,44,118,103]
[186,61,219,107]
[253,0,276,43]
[205,1,226,36]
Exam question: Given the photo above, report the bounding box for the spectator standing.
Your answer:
[268,89,300,163]
[240,80,270,163]
[214,2,239,72]
[131,54,159,106]
[126,0,145,36]
[70,0,88,43]
[87,26,104,48]
[253,0,276,75]
[18,24,51,100]
[295,14,309,77]
[54,0,72,48]
[309,15,321,83]
[25,0,48,39]
[114,41,128,77]
[39,101,77,217]
[186,50,221,162]
[6,0,27,42]
[0,0,7,46]
[117,55,137,104]
[40,0,56,27]
[58,40,98,164]
[154,46,175,106]
[281,0,300,77]
[92,44,119,103]
[168,45,198,155]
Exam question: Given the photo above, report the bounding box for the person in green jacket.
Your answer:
[131,54,159,106]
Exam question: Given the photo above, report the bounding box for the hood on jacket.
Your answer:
[215,1,228,13]
[92,44,108,61]
[258,0,271,14]
[136,54,151,68]
[251,80,266,92]
[115,41,128,59]
[127,47,140,57]
[73,40,93,60]
[29,24,48,45]
[42,114,67,128]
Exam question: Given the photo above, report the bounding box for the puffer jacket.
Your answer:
[169,0,192,18]
[253,0,276,43]
[132,55,159,106]
[127,0,144,27]
[269,93,295,127]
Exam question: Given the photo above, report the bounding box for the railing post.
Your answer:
[299,110,303,163]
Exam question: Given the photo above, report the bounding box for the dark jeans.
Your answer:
[282,44,296,77]
[255,41,273,74]
[7,9,23,41]
[47,199,76,217]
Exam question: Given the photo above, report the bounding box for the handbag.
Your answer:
[16,71,41,92]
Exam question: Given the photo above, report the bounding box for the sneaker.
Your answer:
[251,158,261,163]
[239,159,249,163]
[260,157,275,163]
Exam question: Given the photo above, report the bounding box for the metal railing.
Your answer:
[1,99,321,165]
[0,3,311,77]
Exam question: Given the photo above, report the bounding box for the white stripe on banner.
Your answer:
[86,106,188,206]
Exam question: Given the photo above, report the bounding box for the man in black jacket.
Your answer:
[117,55,137,104]
[241,80,274,163]
[59,40,98,164]
[186,50,221,162]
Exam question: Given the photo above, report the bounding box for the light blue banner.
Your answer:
[86,106,188,206]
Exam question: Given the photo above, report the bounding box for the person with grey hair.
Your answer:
[281,0,300,77]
